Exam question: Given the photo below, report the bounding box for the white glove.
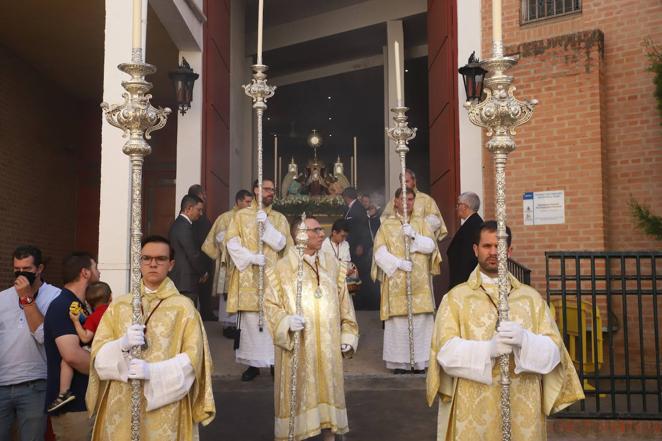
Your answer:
[497,321,525,348]
[402,223,417,239]
[215,230,225,244]
[120,324,145,351]
[489,334,513,358]
[288,315,305,331]
[250,253,266,267]
[397,259,413,273]
[256,210,268,224]
[341,344,352,353]
[127,358,150,380]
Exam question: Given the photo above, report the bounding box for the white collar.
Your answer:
[180,213,192,224]
[303,253,318,264]
[480,271,499,286]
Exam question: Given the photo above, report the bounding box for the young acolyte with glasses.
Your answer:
[86,235,215,441]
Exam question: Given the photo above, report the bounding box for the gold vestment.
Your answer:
[224,201,292,313]
[381,189,448,240]
[201,207,236,294]
[426,267,584,441]
[86,278,215,441]
[371,216,441,321]
[265,249,359,441]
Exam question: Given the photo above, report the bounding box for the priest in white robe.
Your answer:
[372,188,441,373]
[426,221,584,440]
[86,235,215,441]
[265,216,359,441]
[224,179,293,381]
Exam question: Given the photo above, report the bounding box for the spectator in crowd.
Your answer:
[447,192,483,289]
[168,194,208,306]
[188,184,216,321]
[0,245,61,441]
[44,252,100,441]
[47,282,111,413]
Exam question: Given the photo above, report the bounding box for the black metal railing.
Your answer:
[546,251,662,420]
[508,258,531,285]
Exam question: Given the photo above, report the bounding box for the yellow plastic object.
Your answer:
[549,299,604,373]
[69,301,82,315]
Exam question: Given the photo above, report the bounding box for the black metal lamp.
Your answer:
[168,58,199,115]
[458,51,487,103]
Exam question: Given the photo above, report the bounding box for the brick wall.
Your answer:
[0,45,84,288]
[480,0,662,290]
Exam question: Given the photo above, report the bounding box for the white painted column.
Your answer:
[384,20,405,199]
[457,0,484,217]
[98,0,147,296]
[175,51,203,212]
[230,0,254,195]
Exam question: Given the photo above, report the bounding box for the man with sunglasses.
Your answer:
[86,235,215,441]
[224,179,293,381]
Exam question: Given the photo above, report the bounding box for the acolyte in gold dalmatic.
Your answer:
[201,207,237,295]
[265,249,359,441]
[382,190,448,240]
[86,279,215,441]
[426,268,584,441]
[371,216,441,321]
[224,201,292,313]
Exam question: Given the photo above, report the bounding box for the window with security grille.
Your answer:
[522,0,581,23]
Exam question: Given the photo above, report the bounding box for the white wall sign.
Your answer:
[522,190,565,225]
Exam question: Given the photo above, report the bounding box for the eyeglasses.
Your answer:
[140,255,171,265]
[307,227,324,234]
[262,187,275,193]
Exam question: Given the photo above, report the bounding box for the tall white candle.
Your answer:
[132,0,142,50]
[353,137,358,188]
[492,0,502,46]
[274,135,278,183]
[394,41,403,107]
[257,0,264,64]
[350,157,355,187]
[278,156,282,195]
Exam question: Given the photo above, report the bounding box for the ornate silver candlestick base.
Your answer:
[100,47,170,441]
[385,106,417,370]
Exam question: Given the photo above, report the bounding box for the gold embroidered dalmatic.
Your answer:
[381,190,448,240]
[202,207,237,295]
[371,216,441,321]
[86,278,215,441]
[265,250,359,441]
[224,201,293,313]
[426,267,584,441]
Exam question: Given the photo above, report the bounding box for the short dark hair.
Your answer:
[13,245,43,267]
[342,187,358,200]
[252,179,274,191]
[394,187,416,199]
[474,220,512,247]
[188,184,204,198]
[235,189,253,203]
[62,252,96,285]
[291,215,319,239]
[141,235,175,260]
[331,219,349,233]
[86,281,112,309]
[180,194,203,212]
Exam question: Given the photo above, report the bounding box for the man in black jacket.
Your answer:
[188,184,215,320]
[168,194,208,305]
[447,192,483,289]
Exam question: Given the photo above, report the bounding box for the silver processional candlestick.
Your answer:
[243,63,276,332]
[101,46,171,441]
[385,106,417,370]
[463,42,537,441]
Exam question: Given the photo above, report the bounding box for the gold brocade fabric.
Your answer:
[223,202,293,313]
[265,250,359,441]
[425,267,584,441]
[86,278,215,441]
[202,208,236,294]
[381,190,448,240]
[371,216,441,321]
